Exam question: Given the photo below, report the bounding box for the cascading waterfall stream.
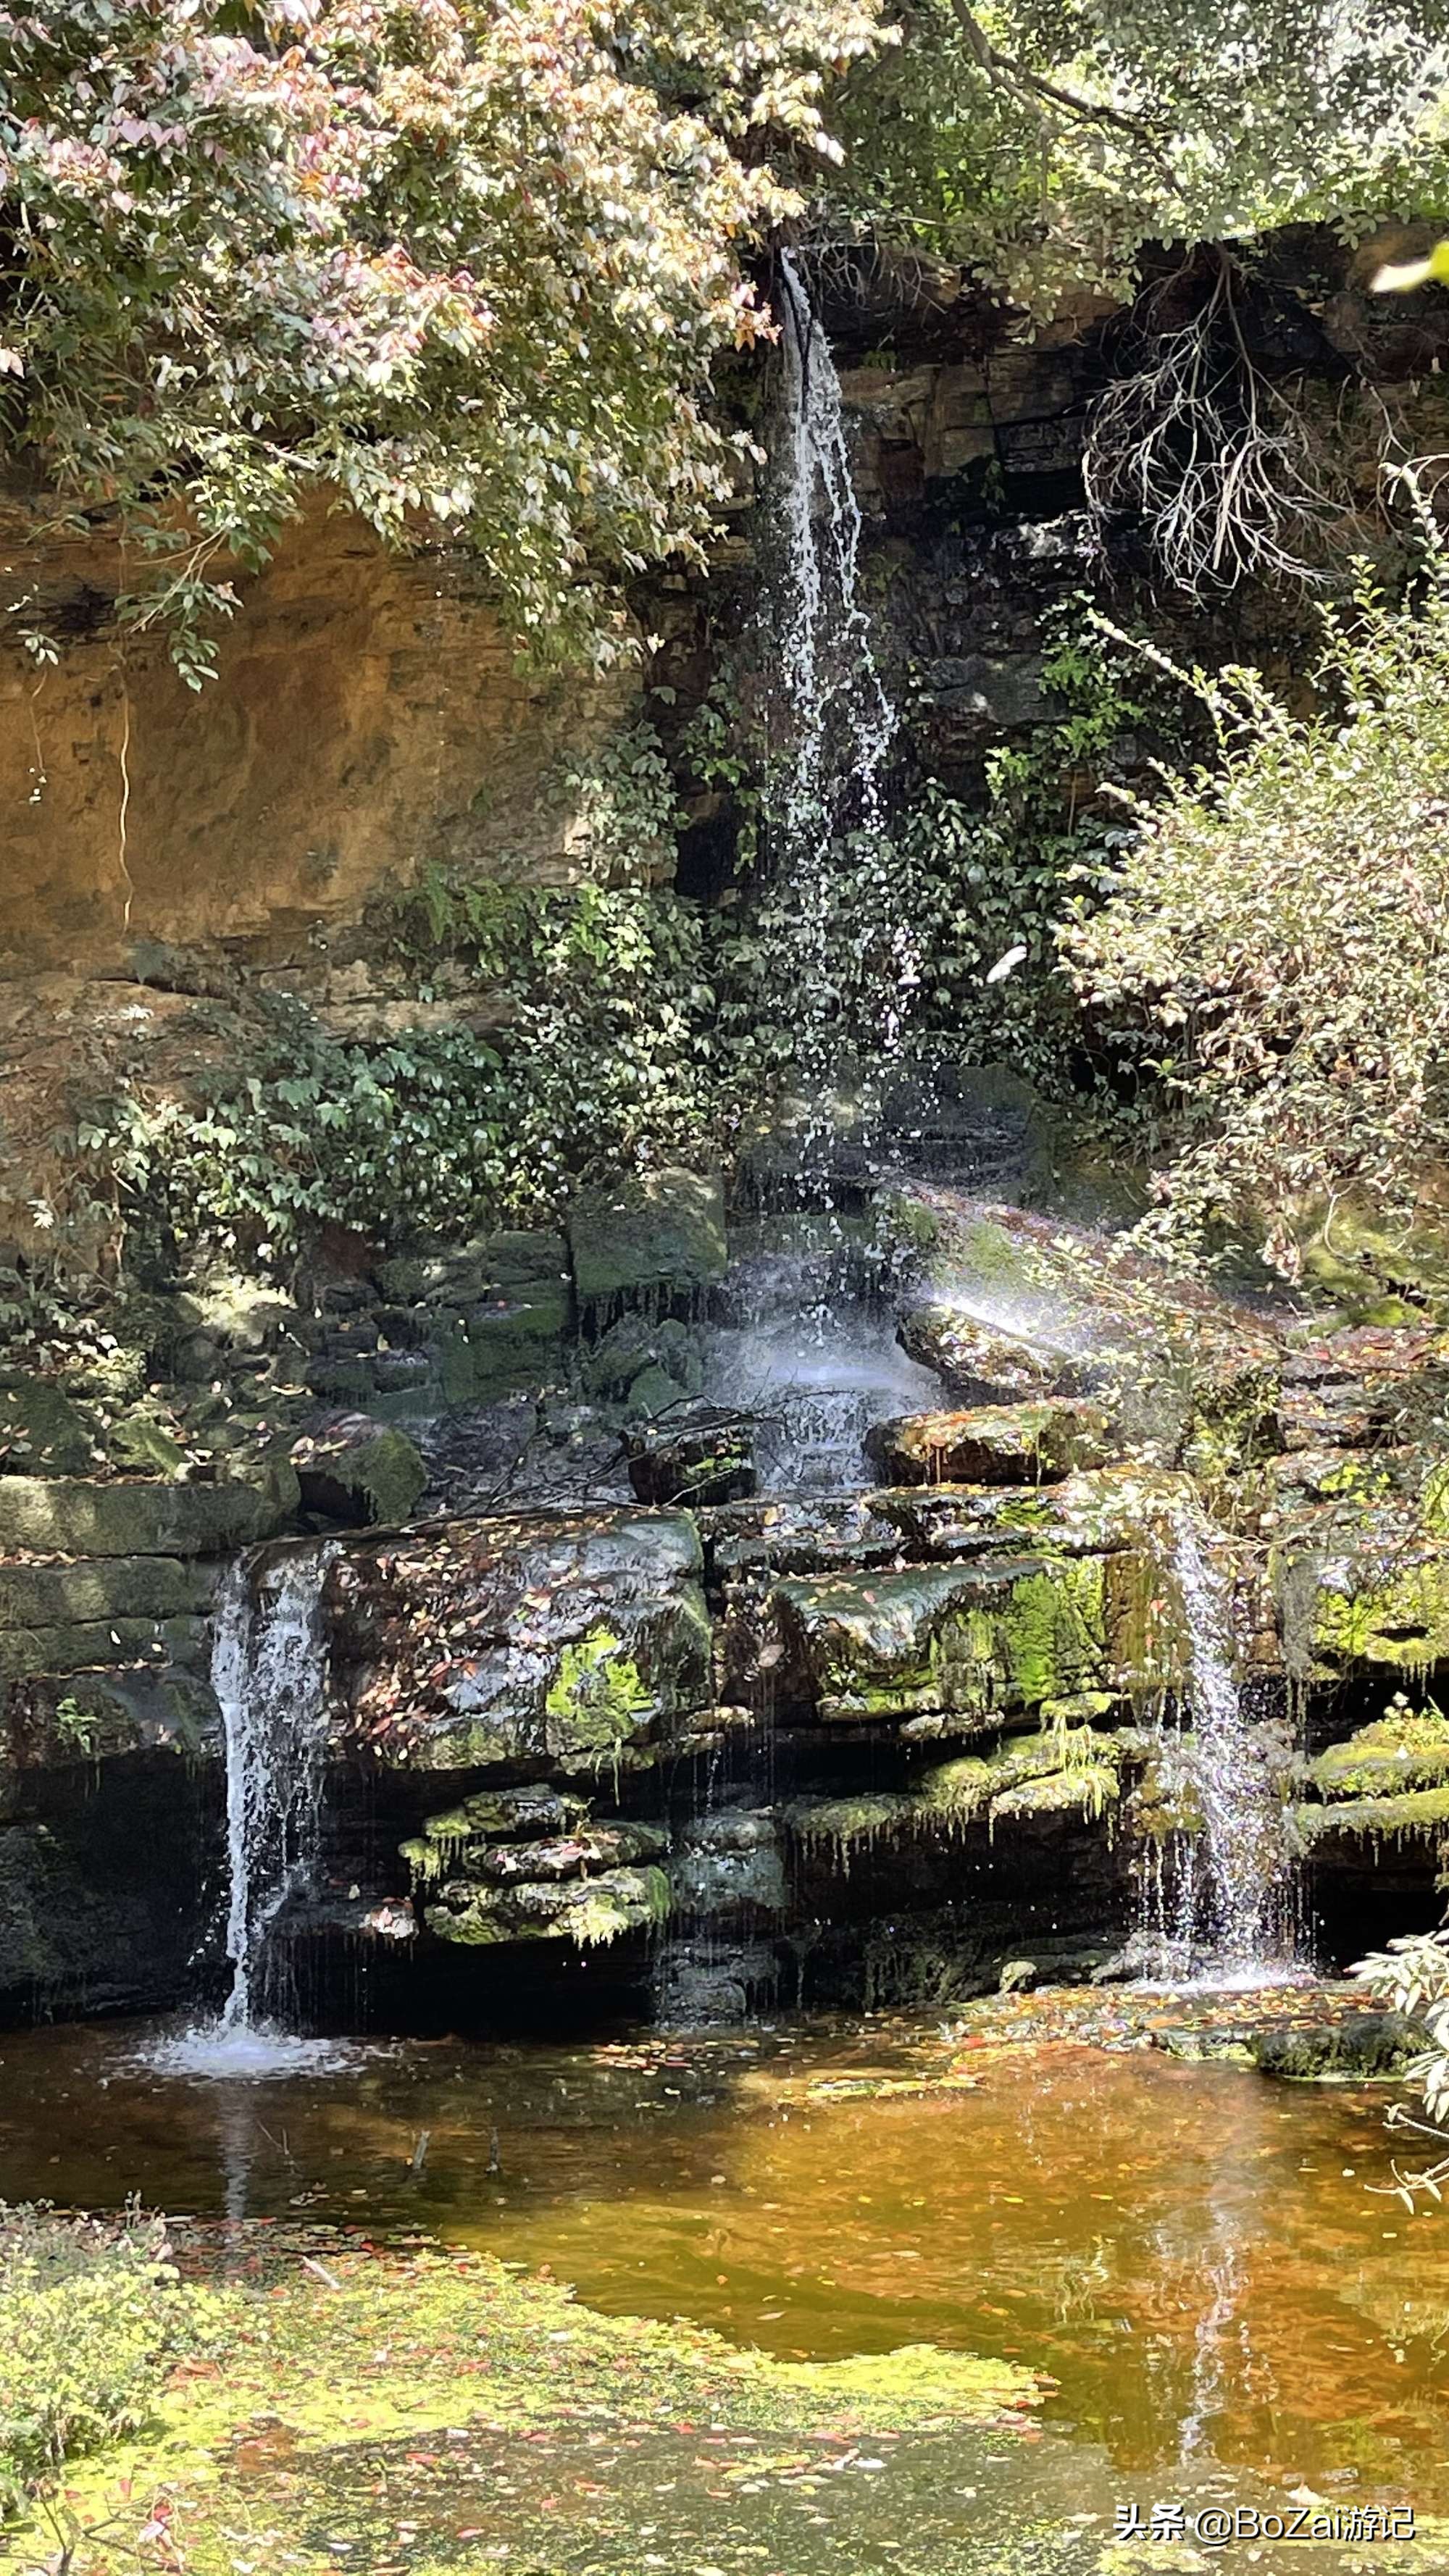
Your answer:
[1153,1513,1298,1985]
[147,1541,351,2078]
[769,254,914,1192]
[214,1545,336,2031]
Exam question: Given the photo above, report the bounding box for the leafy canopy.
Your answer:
[1,0,880,679]
[830,0,1449,311]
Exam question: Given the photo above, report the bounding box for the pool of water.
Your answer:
[1,2002,1444,2522]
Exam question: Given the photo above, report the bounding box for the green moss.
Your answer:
[543,1625,653,1773]
[37,2228,1037,2573]
[425,1862,671,1947]
[1293,1786,1449,1846]
[1314,1556,1449,1676]
[1308,1700,1449,1799]
[998,1558,1106,1705]
[991,1761,1119,1823]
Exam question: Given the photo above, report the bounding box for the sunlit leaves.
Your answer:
[0,0,883,669]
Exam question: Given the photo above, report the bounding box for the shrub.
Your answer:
[1061,540,1449,1273]
[0,2203,219,2517]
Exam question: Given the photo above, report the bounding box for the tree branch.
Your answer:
[944,0,1181,189]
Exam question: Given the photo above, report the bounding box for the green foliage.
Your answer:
[830,0,1449,315]
[84,724,727,1264]
[0,2204,220,2518]
[51,1695,97,1760]
[2,0,882,676]
[1061,536,1449,1273]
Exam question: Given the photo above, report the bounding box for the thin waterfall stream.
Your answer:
[770,253,911,1182]
[149,1541,351,2075]
[1147,1511,1299,1987]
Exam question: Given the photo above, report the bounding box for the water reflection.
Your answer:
[0,2014,1442,2506]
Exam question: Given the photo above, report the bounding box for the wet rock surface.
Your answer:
[10,1172,1449,2026]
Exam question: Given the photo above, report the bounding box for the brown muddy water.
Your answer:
[3,1996,1447,2564]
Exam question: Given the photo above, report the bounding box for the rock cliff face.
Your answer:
[0,502,628,984]
[4,1179,1449,2029]
[7,229,1449,2030]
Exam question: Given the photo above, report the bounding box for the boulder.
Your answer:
[864,1398,1116,1487]
[568,1166,727,1310]
[626,1408,755,1506]
[0,1616,209,1681]
[772,1554,1116,1723]
[0,1557,214,1628]
[896,1305,1067,1404]
[0,1463,299,1557]
[292,1420,427,1527]
[625,1363,690,1421]
[423,1863,670,1947]
[1253,2013,1425,2080]
[329,1505,711,1770]
[9,1667,220,1763]
[583,1314,703,1400]
[0,1376,97,1476]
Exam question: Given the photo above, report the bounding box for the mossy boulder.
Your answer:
[0,1376,98,1477]
[423,1862,670,1948]
[0,1616,209,1682]
[584,1315,703,1400]
[864,1399,1116,1488]
[626,1408,755,1506]
[0,1464,299,1557]
[293,1421,427,1527]
[433,1287,569,1407]
[1278,1538,1449,1681]
[895,1305,1068,1405]
[1253,2013,1425,2079]
[772,1553,1112,1723]
[0,1557,214,1628]
[12,1667,220,1763]
[1308,1702,1449,1800]
[568,1166,727,1311]
[328,1505,711,1769]
[1293,1785,1449,1848]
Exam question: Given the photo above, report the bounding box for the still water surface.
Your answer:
[2,2007,1445,2521]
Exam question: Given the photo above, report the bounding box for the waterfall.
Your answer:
[145,1542,350,2078]
[1161,1514,1296,1983]
[213,1545,336,2030]
[768,255,913,1179]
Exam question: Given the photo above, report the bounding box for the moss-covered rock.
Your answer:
[626,1407,755,1505]
[0,1465,299,1557]
[1253,2012,1425,2078]
[0,1616,209,1682]
[567,1166,727,1311]
[329,1505,710,1769]
[864,1399,1117,1489]
[292,1421,427,1527]
[104,1412,188,1477]
[0,1557,214,1628]
[1279,1539,1449,1681]
[772,1553,1112,1723]
[0,1376,98,1476]
[1293,1785,1449,1847]
[424,1861,671,1947]
[895,1305,1067,1404]
[1307,1701,1449,1799]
